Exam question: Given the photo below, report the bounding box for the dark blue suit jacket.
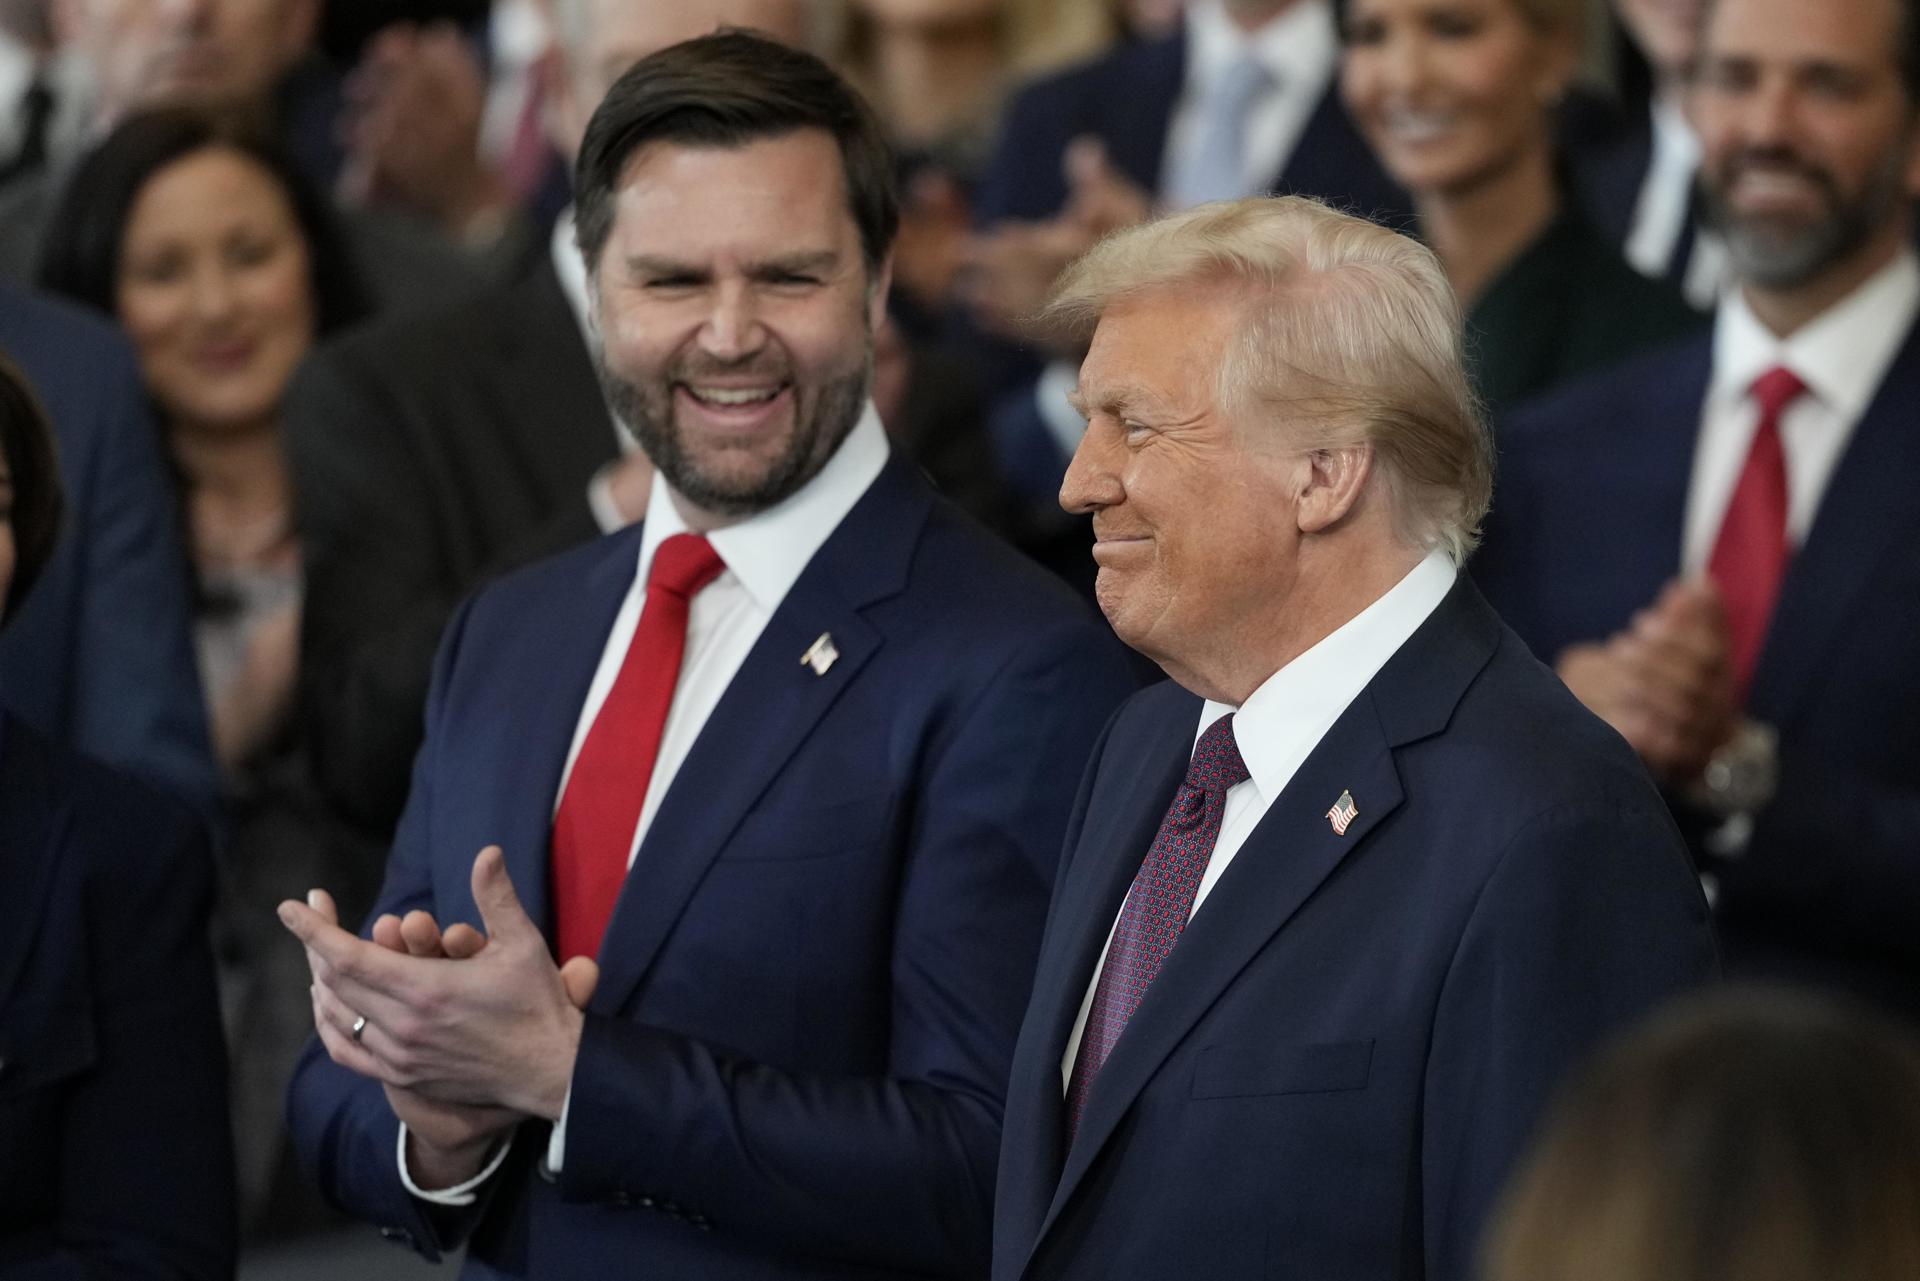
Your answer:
[0,714,233,1279]
[0,285,217,819]
[992,580,1715,1281]
[1477,322,1920,1021]
[287,457,1137,1279]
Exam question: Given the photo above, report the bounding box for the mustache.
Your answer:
[668,354,792,384]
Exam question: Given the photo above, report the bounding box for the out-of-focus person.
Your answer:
[1340,0,1700,419]
[1483,989,1920,1281]
[1568,0,1726,308]
[284,0,813,843]
[0,348,234,1281]
[0,0,88,187]
[989,194,1715,1281]
[1477,0,1920,1023]
[0,0,477,309]
[35,106,376,1225]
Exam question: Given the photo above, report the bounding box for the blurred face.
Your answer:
[589,130,885,522]
[1342,0,1571,200]
[1061,288,1302,680]
[547,0,810,161]
[60,0,316,120]
[1613,0,1702,83]
[1693,0,1920,290]
[116,146,316,438]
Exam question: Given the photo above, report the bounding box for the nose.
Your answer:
[1735,73,1800,151]
[1372,25,1431,100]
[188,261,240,323]
[697,280,768,363]
[1060,417,1125,516]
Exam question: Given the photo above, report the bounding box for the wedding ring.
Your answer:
[350,1014,368,1043]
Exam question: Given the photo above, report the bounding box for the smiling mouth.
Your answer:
[680,384,785,407]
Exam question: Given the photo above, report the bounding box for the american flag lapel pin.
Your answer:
[800,632,839,676]
[1326,789,1358,836]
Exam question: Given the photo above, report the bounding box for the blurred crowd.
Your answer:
[2,0,1919,1275]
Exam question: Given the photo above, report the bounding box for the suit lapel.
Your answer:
[0,719,63,1010]
[1023,582,1502,1271]
[589,462,929,1015]
[1750,322,1920,723]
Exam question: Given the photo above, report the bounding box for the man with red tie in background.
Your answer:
[279,31,1134,1280]
[1478,0,1920,1021]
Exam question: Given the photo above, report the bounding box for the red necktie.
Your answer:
[1064,714,1249,1144]
[1708,366,1806,703]
[550,533,725,962]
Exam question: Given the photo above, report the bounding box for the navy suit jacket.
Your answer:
[993,580,1715,1281]
[0,715,233,1279]
[974,28,1410,231]
[1477,322,1920,1021]
[286,457,1137,1279]
[0,285,217,819]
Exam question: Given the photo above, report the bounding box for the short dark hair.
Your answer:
[1697,0,1920,105]
[0,352,65,622]
[35,107,369,337]
[573,28,899,278]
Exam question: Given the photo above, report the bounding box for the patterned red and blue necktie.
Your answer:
[1064,713,1250,1143]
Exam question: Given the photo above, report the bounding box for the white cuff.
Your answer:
[396,1122,513,1206]
[1035,361,1088,464]
[586,466,628,535]
[543,1086,572,1176]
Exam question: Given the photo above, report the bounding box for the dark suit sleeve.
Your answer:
[22,788,235,1280]
[1720,748,1920,964]
[283,593,497,1260]
[288,348,599,834]
[556,618,1135,1275]
[1420,801,1716,1281]
[35,339,216,822]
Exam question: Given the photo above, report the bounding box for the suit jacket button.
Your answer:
[612,1189,632,1207]
[635,1194,655,1209]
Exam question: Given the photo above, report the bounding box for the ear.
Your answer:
[867,249,895,333]
[1295,446,1374,536]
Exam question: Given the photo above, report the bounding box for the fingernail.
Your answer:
[307,890,323,910]
[278,903,296,927]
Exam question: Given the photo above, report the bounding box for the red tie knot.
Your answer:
[1751,366,1807,421]
[1188,713,1251,796]
[649,533,725,601]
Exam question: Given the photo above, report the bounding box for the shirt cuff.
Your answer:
[1035,361,1088,463]
[396,1122,512,1206]
[586,465,628,535]
[543,1086,572,1176]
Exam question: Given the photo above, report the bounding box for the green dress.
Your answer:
[1466,208,1704,423]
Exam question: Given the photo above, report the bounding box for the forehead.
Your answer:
[1077,288,1242,408]
[571,0,808,86]
[126,148,295,234]
[605,131,856,256]
[1702,0,1903,68]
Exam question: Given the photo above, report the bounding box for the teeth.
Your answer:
[687,385,780,406]
[1383,111,1455,143]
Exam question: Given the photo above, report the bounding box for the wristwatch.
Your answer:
[1697,720,1780,821]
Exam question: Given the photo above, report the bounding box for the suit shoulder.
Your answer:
[1502,328,1712,447]
[1003,37,1155,114]
[312,270,533,378]
[0,283,135,370]
[907,500,1116,644]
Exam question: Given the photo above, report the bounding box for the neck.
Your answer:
[171,419,291,533]
[1741,226,1906,339]
[867,15,1002,146]
[1172,534,1425,705]
[1418,135,1559,309]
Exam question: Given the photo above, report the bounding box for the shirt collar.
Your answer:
[1648,91,1699,171]
[1185,0,1336,101]
[636,403,891,615]
[1196,548,1456,797]
[1712,248,1920,420]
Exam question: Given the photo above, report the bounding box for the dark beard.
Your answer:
[595,347,872,518]
[1697,144,1907,290]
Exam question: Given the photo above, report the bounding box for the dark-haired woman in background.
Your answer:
[37,107,374,1228]
[0,351,235,1278]
[1340,0,1701,421]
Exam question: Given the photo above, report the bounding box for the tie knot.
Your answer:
[1187,713,1250,797]
[648,533,725,601]
[1213,53,1274,110]
[1751,366,1807,420]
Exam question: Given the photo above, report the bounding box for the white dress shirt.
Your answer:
[1161,0,1338,203]
[402,405,891,1204]
[1059,549,1457,1091]
[0,39,89,172]
[1680,250,1920,574]
[1621,94,1725,310]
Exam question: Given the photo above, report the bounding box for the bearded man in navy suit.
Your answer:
[990,196,1715,1281]
[1478,0,1920,1023]
[280,32,1134,1280]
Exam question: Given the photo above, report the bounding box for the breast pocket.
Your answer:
[1190,1039,1374,1099]
[0,995,98,1100]
[721,793,895,862]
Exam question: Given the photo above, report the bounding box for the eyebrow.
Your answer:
[1068,382,1171,421]
[622,250,842,280]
